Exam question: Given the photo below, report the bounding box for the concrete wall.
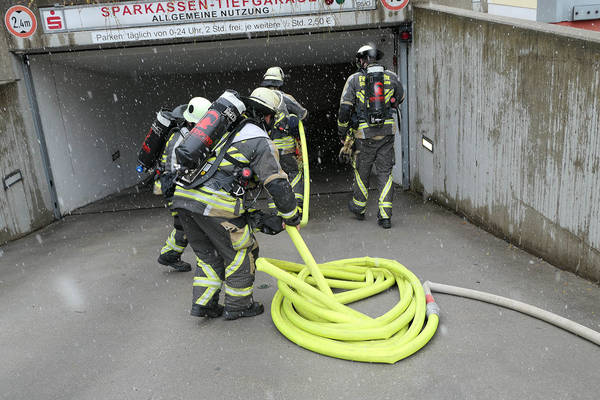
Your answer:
[29,58,152,213]
[0,57,55,244]
[411,5,600,282]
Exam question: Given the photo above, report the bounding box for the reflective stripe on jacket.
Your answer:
[172,122,289,219]
[338,65,403,139]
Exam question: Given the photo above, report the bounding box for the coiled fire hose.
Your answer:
[256,227,439,363]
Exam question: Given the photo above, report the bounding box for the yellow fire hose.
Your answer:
[297,121,309,228]
[256,227,439,363]
[258,124,438,362]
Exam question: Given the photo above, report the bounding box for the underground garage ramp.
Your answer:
[27,30,396,215]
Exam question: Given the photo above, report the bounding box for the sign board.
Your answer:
[91,14,335,43]
[380,0,408,11]
[40,0,376,33]
[4,5,37,38]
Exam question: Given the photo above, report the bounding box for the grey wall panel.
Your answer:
[412,5,600,281]
[0,78,54,244]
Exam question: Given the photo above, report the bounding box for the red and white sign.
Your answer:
[4,5,37,38]
[41,9,66,32]
[380,0,408,11]
[39,0,375,32]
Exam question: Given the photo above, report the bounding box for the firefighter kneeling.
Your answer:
[171,88,300,320]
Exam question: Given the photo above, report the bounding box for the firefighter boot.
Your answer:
[158,250,192,272]
[378,218,392,229]
[348,199,365,221]
[223,302,264,320]
[191,297,224,318]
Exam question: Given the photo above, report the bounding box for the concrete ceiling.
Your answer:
[44,30,391,75]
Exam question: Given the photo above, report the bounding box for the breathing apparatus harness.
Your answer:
[171,89,256,197]
[362,64,390,128]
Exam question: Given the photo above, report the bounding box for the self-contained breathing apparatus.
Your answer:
[364,65,388,128]
[176,90,246,171]
[172,90,264,205]
[175,90,247,187]
[137,108,182,172]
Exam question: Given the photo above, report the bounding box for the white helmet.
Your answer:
[355,44,384,67]
[183,97,211,123]
[245,87,281,115]
[261,66,285,88]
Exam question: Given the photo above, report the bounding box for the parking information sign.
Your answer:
[4,5,37,38]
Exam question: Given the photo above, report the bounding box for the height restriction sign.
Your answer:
[380,0,409,11]
[4,5,37,38]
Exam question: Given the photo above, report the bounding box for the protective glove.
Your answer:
[283,211,301,227]
[288,115,300,137]
[159,171,178,198]
[338,135,355,164]
[261,215,285,235]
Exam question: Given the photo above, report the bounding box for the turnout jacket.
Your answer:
[172,121,298,220]
[270,90,308,155]
[337,64,404,140]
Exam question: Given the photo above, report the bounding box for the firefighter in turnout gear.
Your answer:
[260,67,308,212]
[156,97,212,271]
[172,87,300,320]
[337,44,404,229]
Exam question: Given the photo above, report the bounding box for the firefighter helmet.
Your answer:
[245,87,281,116]
[355,44,384,68]
[261,66,285,88]
[183,97,211,123]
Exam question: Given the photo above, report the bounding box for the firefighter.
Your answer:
[260,67,308,212]
[337,44,405,229]
[156,97,212,272]
[171,87,300,320]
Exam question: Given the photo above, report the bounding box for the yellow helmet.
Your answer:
[183,97,211,123]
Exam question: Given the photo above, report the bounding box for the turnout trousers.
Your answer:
[160,213,188,256]
[177,210,259,311]
[350,135,395,220]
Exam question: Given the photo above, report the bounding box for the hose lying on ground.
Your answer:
[256,227,439,363]
[423,281,600,346]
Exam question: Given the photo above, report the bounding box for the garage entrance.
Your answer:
[26,29,401,215]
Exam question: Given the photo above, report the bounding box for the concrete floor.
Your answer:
[1,182,599,400]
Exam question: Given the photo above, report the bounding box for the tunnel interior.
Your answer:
[28,29,395,215]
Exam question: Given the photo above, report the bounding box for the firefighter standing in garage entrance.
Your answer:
[259,67,308,213]
[172,88,300,320]
[155,97,212,272]
[337,44,404,229]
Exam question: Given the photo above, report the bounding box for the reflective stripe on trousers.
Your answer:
[160,228,187,254]
[351,135,395,219]
[177,210,258,310]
